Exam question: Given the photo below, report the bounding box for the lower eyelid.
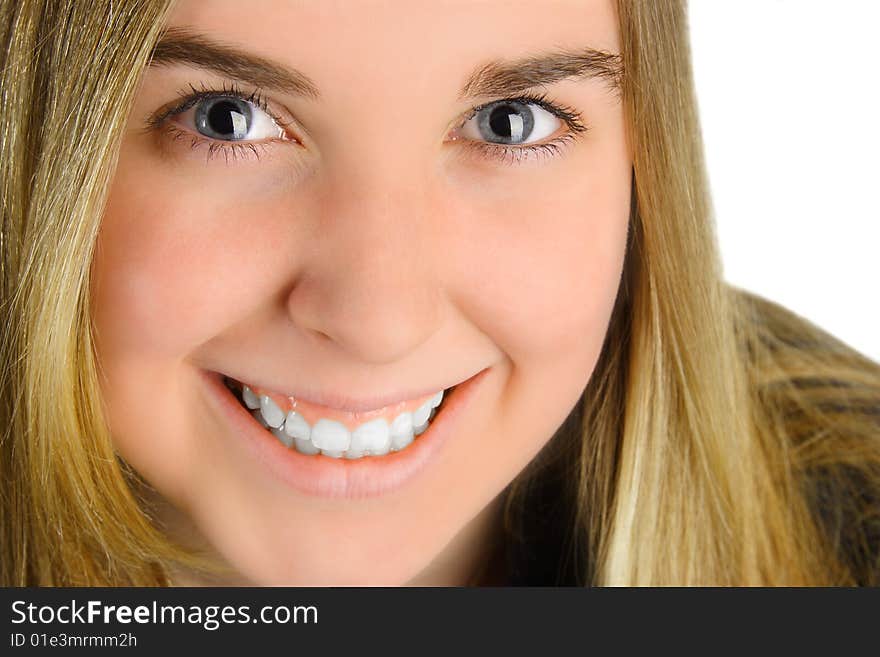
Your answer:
[460,133,580,166]
[155,123,278,163]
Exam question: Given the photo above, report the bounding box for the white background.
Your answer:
[688,0,879,362]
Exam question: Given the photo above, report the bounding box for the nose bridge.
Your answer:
[286,162,442,364]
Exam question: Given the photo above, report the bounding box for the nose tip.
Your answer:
[285,191,443,364]
[287,263,442,364]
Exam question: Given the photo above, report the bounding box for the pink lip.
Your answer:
[225,377,456,414]
[198,366,492,499]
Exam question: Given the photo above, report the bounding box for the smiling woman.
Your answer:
[1,0,879,587]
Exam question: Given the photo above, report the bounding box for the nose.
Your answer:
[285,165,444,364]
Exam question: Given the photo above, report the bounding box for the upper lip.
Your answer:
[222,370,478,413]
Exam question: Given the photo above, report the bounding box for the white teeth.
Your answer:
[391,430,414,451]
[283,411,311,442]
[293,436,320,455]
[241,386,447,459]
[415,403,438,436]
[389,411,414,451]
[310,419,351,452]
[243,385,261,410]
[367,440,391,457]
[259,395,285,428]
[271,426,293,448]
[412,398,433,427]
[431,390,444,408]
[350,418,391,456]
[390,411,413,436]
[251,409,269,428]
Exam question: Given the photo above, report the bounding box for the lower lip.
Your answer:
[198,366,492,499]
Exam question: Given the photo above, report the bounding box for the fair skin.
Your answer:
[90,0,631,585]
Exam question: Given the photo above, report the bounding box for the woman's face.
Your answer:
[91,0,630,585]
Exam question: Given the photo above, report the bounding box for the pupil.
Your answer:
[489,105,518,138]
[209,101,243,137]
[197,98,251,140]
[480,101,533,144]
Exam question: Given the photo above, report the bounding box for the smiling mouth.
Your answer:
[222,376,455,460]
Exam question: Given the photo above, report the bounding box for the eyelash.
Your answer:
[147,81,589,166]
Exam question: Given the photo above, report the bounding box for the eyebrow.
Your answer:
[149,26,623,101]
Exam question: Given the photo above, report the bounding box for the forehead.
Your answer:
[163,0,620,99]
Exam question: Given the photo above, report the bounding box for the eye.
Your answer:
[185,96,285,142]
[453,99,561,146]
[146,82,296,163]
[147,83,587,166]
[448,92,589,166]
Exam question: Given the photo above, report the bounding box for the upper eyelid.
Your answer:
[454,92,587,133]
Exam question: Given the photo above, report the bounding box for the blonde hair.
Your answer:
[2,0,878,586]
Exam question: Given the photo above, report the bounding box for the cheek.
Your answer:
[433,163,631,537]
[89,160,283,500]
[91,172,277,358]
[443,158,631,366]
